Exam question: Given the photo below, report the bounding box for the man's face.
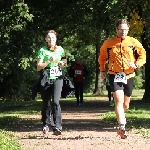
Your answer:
[45,33,57,46]
[75,58,81,64]
[116,23,129,39]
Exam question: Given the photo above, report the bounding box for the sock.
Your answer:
[119,124,125,130]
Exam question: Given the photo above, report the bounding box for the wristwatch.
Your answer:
[135,64,138,68]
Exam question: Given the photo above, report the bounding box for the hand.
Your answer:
[47,56,53,64]
[59,61,65,67]
[129,62,138,69]
[49,56,53,62]
[100,72,106,79]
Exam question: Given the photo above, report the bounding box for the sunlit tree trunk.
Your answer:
[93,42,105,95]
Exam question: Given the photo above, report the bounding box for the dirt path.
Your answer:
[12,99,150,150]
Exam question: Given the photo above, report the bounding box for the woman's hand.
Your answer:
[59,61,66,67]
[48,56,53,63]
[37,57,53,71]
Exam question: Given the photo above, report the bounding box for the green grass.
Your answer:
[0,130,24,150]
[0,100,42,150]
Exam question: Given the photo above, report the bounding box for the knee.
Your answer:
[52,103,60,108]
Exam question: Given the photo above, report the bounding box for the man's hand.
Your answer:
[100,72,106,79]
[129,62,138,69]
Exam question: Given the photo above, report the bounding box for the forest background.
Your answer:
[0,0,150,102]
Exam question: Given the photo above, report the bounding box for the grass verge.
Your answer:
[0,129,24,150]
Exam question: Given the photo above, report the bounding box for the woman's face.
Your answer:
[45,33,57,46]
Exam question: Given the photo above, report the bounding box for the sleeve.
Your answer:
[60,46,67,64]
[134,39,146,68]
[98,40,108,71]
[60,46,65,58]
[37,48,44,59]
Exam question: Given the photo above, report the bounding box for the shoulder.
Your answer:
[37,46,48,58]
[56,46,65,55]
[102,37,116,45]
[126,36,142,45]
[38,46,47,52]
[126,36,139,42]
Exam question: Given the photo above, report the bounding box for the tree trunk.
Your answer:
[141,28,150,102]
[93,42,105,95]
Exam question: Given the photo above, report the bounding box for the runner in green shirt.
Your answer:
[37,30,66,136]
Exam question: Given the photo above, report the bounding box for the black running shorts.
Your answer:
[109,74,134,97]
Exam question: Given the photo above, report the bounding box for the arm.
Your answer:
[37,57,53,71]
[98,40,108,79]
[135,41,146,69]
[59,48,67,67]
[98,40,108,72]
[59,54,67,67]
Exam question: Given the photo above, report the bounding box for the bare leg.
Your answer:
[113,90,125,124]
[124,95,130,111]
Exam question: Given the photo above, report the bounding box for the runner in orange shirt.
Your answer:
[98,19,146,139]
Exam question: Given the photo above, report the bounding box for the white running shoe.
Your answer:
[43,126,49,134]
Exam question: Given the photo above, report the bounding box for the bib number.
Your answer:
[50,66,62,76]
[114,72,127,84]
[75,70,82,75]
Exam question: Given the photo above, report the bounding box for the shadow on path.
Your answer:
[5,99,116,134]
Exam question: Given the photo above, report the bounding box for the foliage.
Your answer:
[0,0,34,100]
[0,0,149,100]
[0,130,23,150]
[134,74,144,89]
[134,67,145,89]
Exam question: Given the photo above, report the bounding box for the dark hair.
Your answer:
[45,30,58,37]
[116,19,130,29]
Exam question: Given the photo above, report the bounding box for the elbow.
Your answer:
[37,66,41,72]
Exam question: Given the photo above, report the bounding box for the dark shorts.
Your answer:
[109,74,134,97]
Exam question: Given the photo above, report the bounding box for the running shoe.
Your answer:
[43,125,49,134]
[117,126,127,139]
[53,128,61,136]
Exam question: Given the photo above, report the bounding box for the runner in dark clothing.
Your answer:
[68,57,88,106]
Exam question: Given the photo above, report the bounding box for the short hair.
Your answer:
[45,30,58,37]
[116,19,130,29]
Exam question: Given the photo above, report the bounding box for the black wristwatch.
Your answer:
[135,64,138,68]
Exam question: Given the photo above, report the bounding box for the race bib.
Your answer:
[75,70,82,75]
[114,72,127,84]
[50,66,62,76]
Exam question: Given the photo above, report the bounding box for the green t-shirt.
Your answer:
[37,45,65,79]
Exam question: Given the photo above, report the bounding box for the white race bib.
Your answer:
[75,70,82,75]
[50,66,62,76]
[114,72,127,84]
